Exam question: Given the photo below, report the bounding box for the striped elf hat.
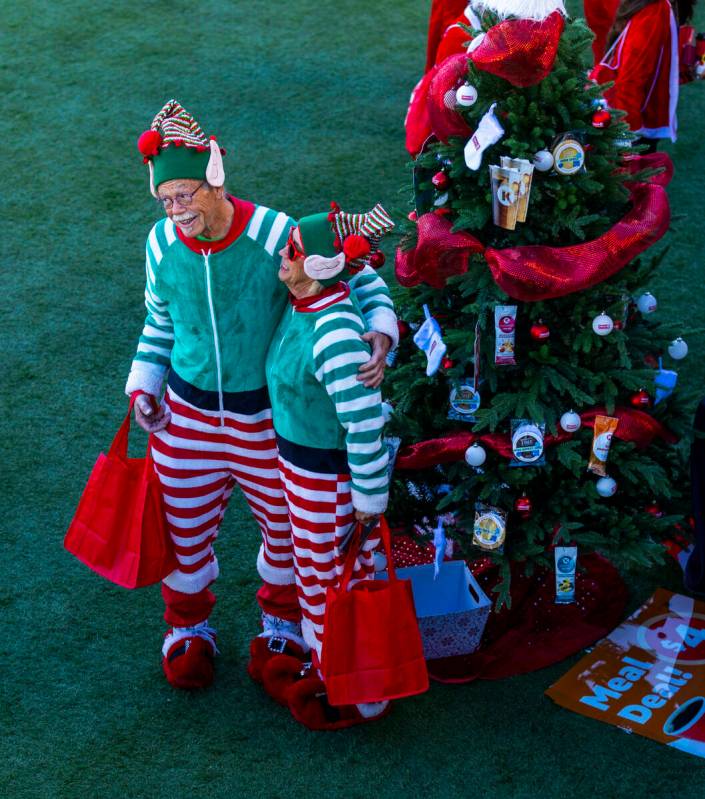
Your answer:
[299,202,395,285]
[137,99,226,196]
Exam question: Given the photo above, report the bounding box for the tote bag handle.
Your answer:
[339,516,395,592]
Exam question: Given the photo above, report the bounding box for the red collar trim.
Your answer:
[290,282,350,312]
[175,195,255,254]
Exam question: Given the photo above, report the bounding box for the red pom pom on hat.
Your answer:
[137,129,163,158]
[343,234,371,260]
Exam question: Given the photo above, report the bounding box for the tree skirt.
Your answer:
[391,536,628,684]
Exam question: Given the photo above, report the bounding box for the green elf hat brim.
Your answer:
[298,212,338,259]
[152,145,211,188]
[299,211,348,286]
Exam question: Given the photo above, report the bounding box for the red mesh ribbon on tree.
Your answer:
[395,406,676,470]
[395,212,484,289]
[582,406,678,447]
[427,53,473,143]
[619,152,674,188]
[484,182,670,302]
[468,12,565,88]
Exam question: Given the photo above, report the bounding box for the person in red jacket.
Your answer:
[584,0,620,63]
[591,0,679,149]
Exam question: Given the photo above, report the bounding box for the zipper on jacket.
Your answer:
[203,251,225,426]
[277,305,295,359]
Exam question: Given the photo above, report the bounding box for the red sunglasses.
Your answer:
[286,226,306,261]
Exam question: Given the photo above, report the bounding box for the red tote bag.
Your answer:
[64,398,177,589]
[321,517,429,706]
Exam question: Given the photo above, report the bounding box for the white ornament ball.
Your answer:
[464,443,487,467]
[381,401,394,423]
[636,292,657,314]
[373,551,388,572]
[456,83,478,107]
[668,337,688,360]
[596,476,617,497]
[533,150,554,172]
[560,410,582,433]
[592,312,614,336]
[433,192,449,207]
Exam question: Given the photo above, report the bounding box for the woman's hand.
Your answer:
[357,332,392,389]
[354,509,379,525]
[133,393,171,433]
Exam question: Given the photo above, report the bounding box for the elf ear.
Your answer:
[206,138,225,187]
[148,160,157,198]
[303,253,347,281]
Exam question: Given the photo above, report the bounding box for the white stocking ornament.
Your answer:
[413,304,447,377]
[464,103,505,170]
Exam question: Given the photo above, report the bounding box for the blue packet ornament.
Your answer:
[413,304,447,376]
[654,357,677,404]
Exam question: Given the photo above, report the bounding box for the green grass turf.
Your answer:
[3,1,705,797]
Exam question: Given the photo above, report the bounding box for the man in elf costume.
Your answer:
[262,205,394,729]
[126,100,398,690]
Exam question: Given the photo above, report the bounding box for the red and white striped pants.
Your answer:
[150,383,299,625]
[277,451,380,659]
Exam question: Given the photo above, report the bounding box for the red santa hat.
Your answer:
[468,0,566,87]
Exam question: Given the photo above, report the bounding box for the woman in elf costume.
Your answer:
[261,205,394,729]
[591,0,680,148]
[127,100,398,691]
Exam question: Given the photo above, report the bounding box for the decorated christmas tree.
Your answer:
[385,0,690,604]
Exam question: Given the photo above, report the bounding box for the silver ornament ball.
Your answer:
[560,410,581,433]
[533,150,554,172]
[464,443,487,467]
[636,292,657,314]
[455,83,478,107]
[592,312,614,336]
[596,476,617,497]
[668,337,688,360]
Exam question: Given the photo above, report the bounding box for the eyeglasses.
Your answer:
[157,182,206,210]
[286,226,306,261]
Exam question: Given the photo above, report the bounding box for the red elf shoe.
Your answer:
[247,634,308,684]
[261,655,316,706]
[161,624,217,690]
[287,677,390,730]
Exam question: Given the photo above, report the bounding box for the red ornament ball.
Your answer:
[408,210,418,222]
[630,389,652,408]
[137,129,163,157]
[397,320,411,339]
[530,322,550,341]
[369,251,386,269]
[442,356,455,370]
[614,319,624,330]
[592,109,611,128]
[432,171,450,191]
[343,234,371,260]
[434,207,451,217]
[514,495,532,518]
[645,502,664,518]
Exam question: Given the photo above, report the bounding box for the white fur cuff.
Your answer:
[125,361,168,397]
[351,488,389,515]
[257,546,296,585]
[367,308,400,349]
